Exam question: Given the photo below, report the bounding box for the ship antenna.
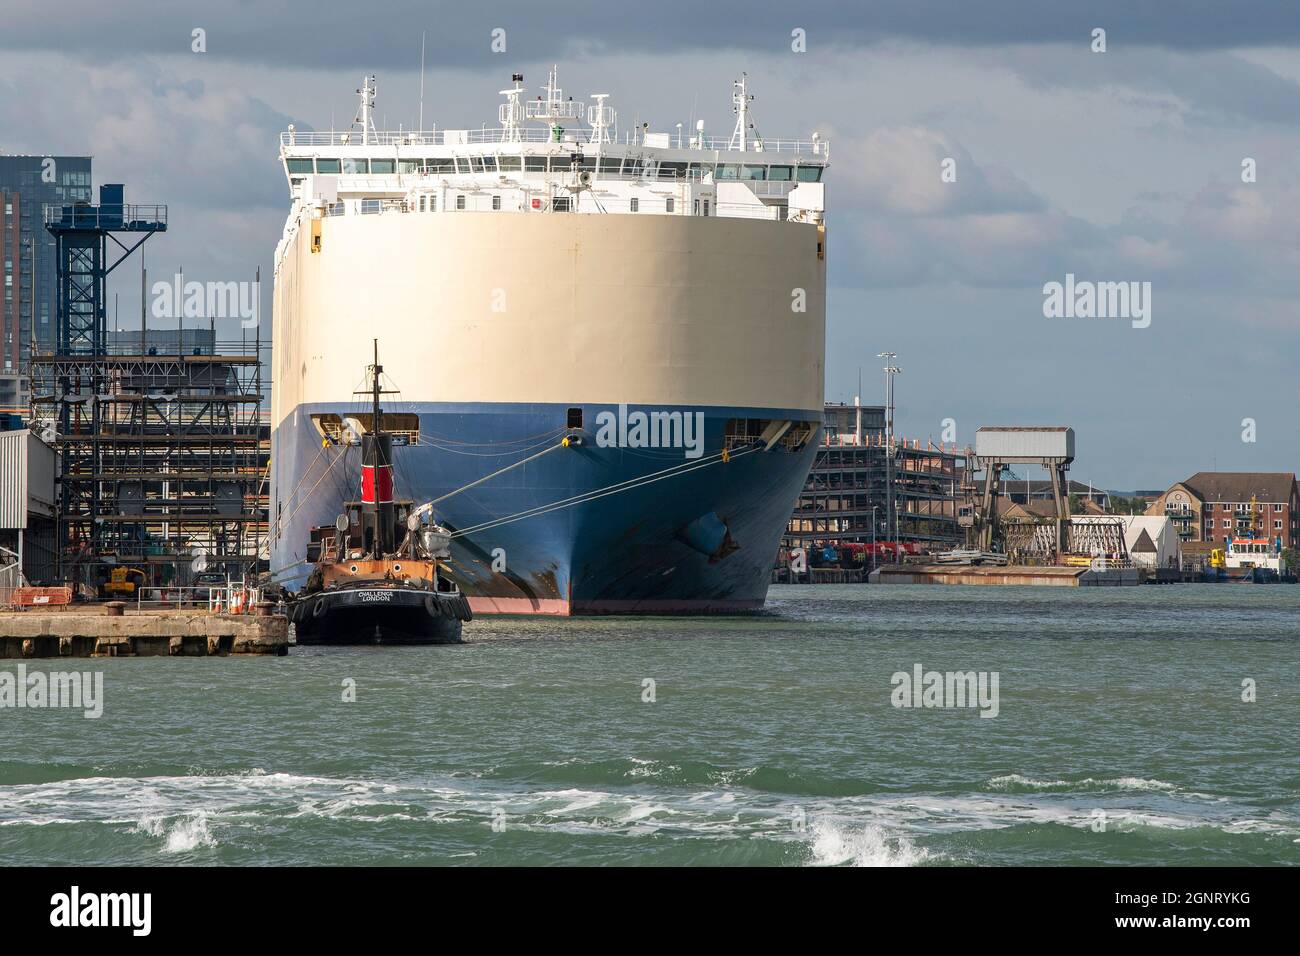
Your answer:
[418,32,426,132]
[728,73,759,151]
[499,72,525,142]
[353,74,377,145]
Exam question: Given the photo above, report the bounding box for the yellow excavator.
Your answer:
[101,566,146,599]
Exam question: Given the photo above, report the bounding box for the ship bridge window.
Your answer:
[498,155,522,171]
[795,165,823,182]
[524,156,548,172]
[399,159,423,174]
[741,165,767,181]
[470,157,488,173]
[427,159,455,174]
[768,165,793,181]
[370,159,395,174]
[599,158,623,174]
[311,413,420,445]
[716,164,739,180]
[286,158,314,175]
[316,158,342,174]
[342,158,369,174]
[659,161,688,178]
[581,156,597,171]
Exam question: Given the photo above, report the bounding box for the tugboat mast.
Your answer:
[371,338,383,436]
[360,338,396,557]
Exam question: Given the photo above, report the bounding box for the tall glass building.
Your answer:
[0,155,94,393]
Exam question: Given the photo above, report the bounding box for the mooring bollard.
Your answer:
[255,600,275,617]
[105,601,126,617]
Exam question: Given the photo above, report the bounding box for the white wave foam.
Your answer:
[132,810,216,852]
[807,820,929,867]
[988,774,1177,793]
[163,811,215,853]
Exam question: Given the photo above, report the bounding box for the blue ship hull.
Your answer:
[271,403,819,614]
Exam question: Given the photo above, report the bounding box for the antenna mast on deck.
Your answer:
[499,73,525,142]
[526,65,583,138]
[728,73,760,151]
[353,74,377,145]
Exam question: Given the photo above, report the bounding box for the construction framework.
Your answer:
[29,185,269,588]
[785,435,965,552]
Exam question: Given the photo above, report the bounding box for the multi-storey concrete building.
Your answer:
[784,403,965,558]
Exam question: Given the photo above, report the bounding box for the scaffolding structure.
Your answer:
[29,185,269,588]
[785,433,965,553]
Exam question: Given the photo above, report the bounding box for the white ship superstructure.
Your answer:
[276,69,826,250]
[271,69,829,613]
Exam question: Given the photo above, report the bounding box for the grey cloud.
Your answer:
[5,0,1300,69]
[991,46,1300,126]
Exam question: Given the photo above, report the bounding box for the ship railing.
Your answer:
[357,198,407,215]
[338,195,794,221]
[281,129,828,156]
[711,202,787,221]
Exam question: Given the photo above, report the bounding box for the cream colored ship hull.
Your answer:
[272,213,824,425]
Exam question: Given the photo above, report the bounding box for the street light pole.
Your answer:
[871,504,878,571]
[879,353,902,562]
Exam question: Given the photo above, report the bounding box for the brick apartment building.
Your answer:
[1147,472,1300,548]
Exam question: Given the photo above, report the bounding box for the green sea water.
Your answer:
[1,584,1296,866]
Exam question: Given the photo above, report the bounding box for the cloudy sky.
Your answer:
[4,1,1299,489]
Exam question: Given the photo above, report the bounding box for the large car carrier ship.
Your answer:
[270,68,828,614]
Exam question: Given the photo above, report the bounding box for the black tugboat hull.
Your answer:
[292,588,471,646]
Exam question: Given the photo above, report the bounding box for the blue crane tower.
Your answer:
[44,184,167,356]
[36,185,166,577]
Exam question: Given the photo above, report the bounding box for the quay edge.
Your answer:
[0,609,288,658]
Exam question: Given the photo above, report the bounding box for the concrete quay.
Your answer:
[0,605,288,658]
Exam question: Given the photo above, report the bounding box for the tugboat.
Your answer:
[290,341,472,644]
